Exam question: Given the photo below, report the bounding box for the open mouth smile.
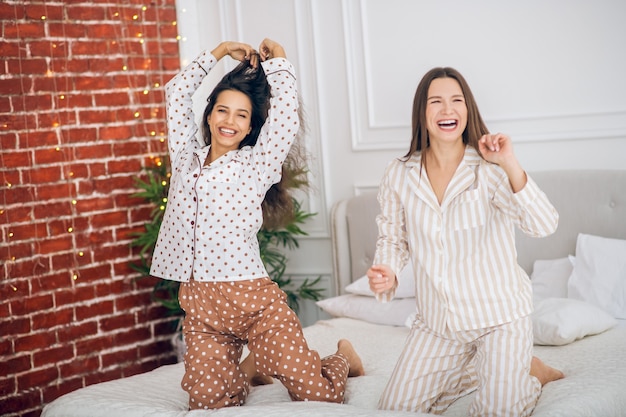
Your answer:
[437,119,458,130]
[218,127,236,136]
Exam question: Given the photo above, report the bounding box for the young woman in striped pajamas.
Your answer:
[366,67,564,416]
[150,39,364,410]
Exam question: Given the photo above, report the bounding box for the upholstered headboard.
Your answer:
[330,170,626,296]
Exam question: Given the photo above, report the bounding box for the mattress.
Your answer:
[42,317,626,417]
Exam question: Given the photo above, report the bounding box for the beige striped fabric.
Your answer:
[373,147,558,334]
[372,146,557,415]
[379,314,541,416]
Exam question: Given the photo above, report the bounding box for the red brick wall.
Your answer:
[0,1,181,415]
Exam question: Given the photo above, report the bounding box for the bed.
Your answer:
[42,169,626,417]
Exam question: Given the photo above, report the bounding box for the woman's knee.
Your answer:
[183,372,249,410]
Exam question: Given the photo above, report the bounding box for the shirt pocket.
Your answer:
[449,189,487,231]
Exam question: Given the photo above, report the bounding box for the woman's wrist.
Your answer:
[270,46,286,59]
[210,43,228,61]
[502,159,527,193]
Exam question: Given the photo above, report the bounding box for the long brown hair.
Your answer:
[261,102,310,230]
[201,58,309,230]
[404,67,489,160]
[202,59,270,149]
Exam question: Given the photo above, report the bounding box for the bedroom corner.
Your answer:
[1,1,182,415]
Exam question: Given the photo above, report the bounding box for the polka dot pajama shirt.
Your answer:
[150,50,350,409]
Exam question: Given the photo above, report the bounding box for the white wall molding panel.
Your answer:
[340,0,626,151]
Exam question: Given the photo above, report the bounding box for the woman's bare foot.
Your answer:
[240,353,273,386]
[530,356,564,386]
[337,339,365,377]
[250,374,274,386]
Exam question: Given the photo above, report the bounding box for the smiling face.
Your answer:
[206,89,253,158]
[425,77,468,146]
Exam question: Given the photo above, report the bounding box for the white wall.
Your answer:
[175,0,626,324]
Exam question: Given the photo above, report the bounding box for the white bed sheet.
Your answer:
[42,317,626,417]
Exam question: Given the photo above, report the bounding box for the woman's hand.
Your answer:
[259,38,286,61]
[211,41,259,67]
[367,264,396,294]
[478,133,516,165]
[479,133,527,192]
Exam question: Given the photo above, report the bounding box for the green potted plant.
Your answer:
[130,155,324,357]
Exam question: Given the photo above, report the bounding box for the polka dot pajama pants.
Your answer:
[178,277,350,410]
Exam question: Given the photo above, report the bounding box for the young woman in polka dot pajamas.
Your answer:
[149,39,364,410]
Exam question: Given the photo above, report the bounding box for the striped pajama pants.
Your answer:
[178,277,350,410]
[379,314,541,416]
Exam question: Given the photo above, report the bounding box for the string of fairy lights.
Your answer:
[1,1,178,293]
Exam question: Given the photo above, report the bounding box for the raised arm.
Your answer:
[252,39,300,189]
[164,41,257,161]
[480,133,558,236]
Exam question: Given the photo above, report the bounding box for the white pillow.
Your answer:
[567,233,626,319]
[316,294,416,327]
[530,257,574,301]
[532,297,618,346]
[345,262,415,298]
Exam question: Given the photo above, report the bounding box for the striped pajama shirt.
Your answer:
[373,147,558,416]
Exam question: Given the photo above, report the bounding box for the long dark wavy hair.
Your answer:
[202,59,270,149]
[404,67,489,161]
[201,58,309,229]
